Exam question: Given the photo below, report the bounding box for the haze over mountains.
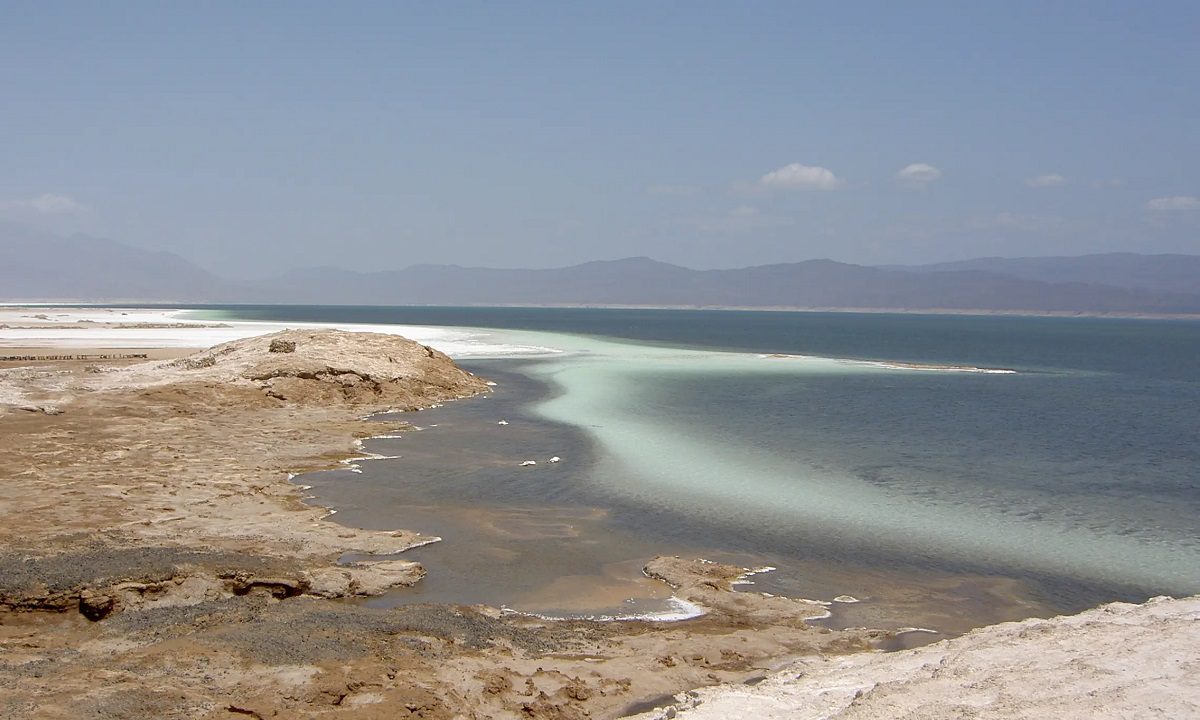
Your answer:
[4,229,1200,314]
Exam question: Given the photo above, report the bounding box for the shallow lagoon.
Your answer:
[193,307,1200,629]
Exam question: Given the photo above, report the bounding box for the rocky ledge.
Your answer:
[633,593,1200,719]
[152,328,491,406]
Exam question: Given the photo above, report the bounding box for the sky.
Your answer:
[2,1,1198,276]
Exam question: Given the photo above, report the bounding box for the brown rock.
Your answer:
[78,589,116,621]
[481,671,513,695]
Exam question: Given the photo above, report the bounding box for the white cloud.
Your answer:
[2,193,87,214]
[759,163,842,191]
[646,184,699,197]
[895,163,942,187]
[1146,196,1200,211]
[1026,174,1067,188]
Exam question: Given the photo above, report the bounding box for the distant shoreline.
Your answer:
[4,300,1200,321]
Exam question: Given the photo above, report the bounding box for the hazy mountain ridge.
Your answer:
[255,256,1200,312]
[3,231,1199,313]
[0,226,230,302]
[885,253,1200,295]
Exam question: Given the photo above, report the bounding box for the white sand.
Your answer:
[634,594,1200,719]
[0,306,558,357]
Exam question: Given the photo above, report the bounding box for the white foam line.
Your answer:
[895,627,941,635]
[401,536,443,551]
[501,596,707,623]
[862,360,1017,374]
[756,352,1015,375]
[731,565,777,586]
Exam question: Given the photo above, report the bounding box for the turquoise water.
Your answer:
[186,306,1200,612]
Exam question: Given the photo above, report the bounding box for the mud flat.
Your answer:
[0,329,879,719]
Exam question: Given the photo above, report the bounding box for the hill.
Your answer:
[4,227,1199,313]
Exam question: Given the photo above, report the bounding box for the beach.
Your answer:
[1,306,1196,718]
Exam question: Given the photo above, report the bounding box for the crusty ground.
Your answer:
[633,594,1200,719]
[0,331,881,719]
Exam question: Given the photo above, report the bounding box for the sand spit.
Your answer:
[0,329,878,719]
[632,594,1200,719]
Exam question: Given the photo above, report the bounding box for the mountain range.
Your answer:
[4,228,1199,314]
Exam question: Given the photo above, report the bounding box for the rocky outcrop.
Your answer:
[0,330,489,623]
[0,549,427,621]
[153,328,489,407]
[632,594,1200,719]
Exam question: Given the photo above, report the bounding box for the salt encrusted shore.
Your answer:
[633,594,1200,719]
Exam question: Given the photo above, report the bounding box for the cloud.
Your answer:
[1146,196,1200,211]
[1026,174,1067,188]
[895,163,942,187]
[646,184,699,197]
[2,193,87,214]
[759,163,842,191]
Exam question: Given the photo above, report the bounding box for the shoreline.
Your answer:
[0,328,888,718]
[297,360,1057,636]
[5,300,1200,321]
[2,312,1195,717]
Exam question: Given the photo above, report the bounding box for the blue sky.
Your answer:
[2,1,1197,275]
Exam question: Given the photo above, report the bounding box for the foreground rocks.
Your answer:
[633,594,1200,719]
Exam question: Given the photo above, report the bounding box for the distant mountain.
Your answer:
[262,257,703,306]
[3,226,1199,314]
[888,253,1200,295]
[0,226,228,302]
[250,256,1200,313]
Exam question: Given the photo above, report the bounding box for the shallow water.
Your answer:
[190,306,1200,628]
